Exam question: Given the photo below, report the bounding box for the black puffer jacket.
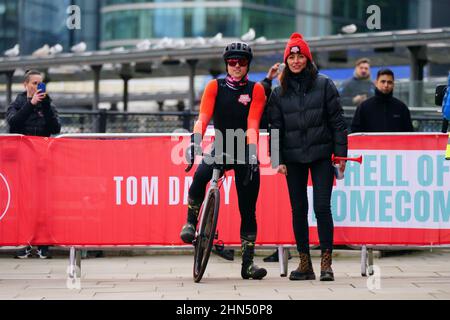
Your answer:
[6,92,61,137]
[268,72,348,164]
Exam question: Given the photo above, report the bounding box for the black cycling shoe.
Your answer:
[240,235,267,280]
[263,250,278,262]
[241,264,267,280]
[180,223,196,244]
[263,249,292,263]
[212,243,235,261]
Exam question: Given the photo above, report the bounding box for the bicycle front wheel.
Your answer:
[193,189,220,283]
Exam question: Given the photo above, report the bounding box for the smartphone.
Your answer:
[37,82,46,93]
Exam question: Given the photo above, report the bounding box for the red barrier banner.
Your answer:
[0,134,449,247]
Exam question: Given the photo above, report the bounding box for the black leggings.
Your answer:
[188,158,260,238]
[285,158,335,254]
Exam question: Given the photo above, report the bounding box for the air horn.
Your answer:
[332,155,363,164]
[332,155,363,180]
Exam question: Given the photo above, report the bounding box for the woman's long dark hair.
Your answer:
[280,60,318,96]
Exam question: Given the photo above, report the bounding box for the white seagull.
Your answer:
[50,44,63,55]
[136,39,151,51]
[254,36,268,44]
[32,44,50,57]
[71,42,87,53]
[111,46,126,53]
[208,32,223,45]
[154,37,174,49]
[193,36,207,46]
[173,39,186,48]
[241,28,256,42]
[341,24,357,34]
[4,44,20,57]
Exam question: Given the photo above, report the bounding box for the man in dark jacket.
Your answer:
[351,68,413,133]
[339,58,376,106]
[7,70,61,259]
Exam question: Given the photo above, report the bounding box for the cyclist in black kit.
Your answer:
[180,42,267,280]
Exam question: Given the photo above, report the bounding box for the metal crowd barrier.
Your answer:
[55,133,294,279]
[2,132,449,280]
[54,132,450,279]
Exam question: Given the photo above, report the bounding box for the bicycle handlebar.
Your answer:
[185,163,194,173]
[185,152,241,173]
[186,153,256,187]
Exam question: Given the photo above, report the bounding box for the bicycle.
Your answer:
[185,153,254,283]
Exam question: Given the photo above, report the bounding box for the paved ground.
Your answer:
[0,249,449,300]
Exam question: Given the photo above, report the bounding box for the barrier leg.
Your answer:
[69,247,82,279]
[368,248,374,276]
[278,246,288,277]
[69,247,76,279]
[76,249,82,278]
[361,245,368,277]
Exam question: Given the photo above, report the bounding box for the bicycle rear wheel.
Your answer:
[193,189,220,282]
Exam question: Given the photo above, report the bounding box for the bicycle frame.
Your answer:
[188,152,245,282]
[196,166,223,238]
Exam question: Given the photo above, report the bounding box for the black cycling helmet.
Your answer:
[223,42,253,63]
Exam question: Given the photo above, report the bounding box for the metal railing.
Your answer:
[0,110,198,134]
[331,79,448,109]
[0,109,446,134]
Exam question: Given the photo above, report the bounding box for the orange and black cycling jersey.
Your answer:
[193,78,266,149]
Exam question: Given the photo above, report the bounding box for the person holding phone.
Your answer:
[268,33,348,281]
[7,70,60,137]
[6,69,61,259]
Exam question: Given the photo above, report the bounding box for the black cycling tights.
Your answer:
[285,158,335,254]
[188,158,260,239]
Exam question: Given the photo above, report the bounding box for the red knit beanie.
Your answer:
[283,32,313,63]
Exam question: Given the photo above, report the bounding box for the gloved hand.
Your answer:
[244,143,258,186]
[185,133,202,165]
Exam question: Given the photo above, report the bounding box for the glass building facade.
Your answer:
[71,0,101,52]
[18,0,72,54]
[1,1,447,54]
[331,0,417,33]
[0,0,19,53]
[100,0,296,48]
[0,0,99,55]
[99,0,428,49]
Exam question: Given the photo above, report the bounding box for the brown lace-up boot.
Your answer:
[289,252,316,280]
[320,249,334,281]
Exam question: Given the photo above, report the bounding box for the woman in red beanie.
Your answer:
[268,33,348,281]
